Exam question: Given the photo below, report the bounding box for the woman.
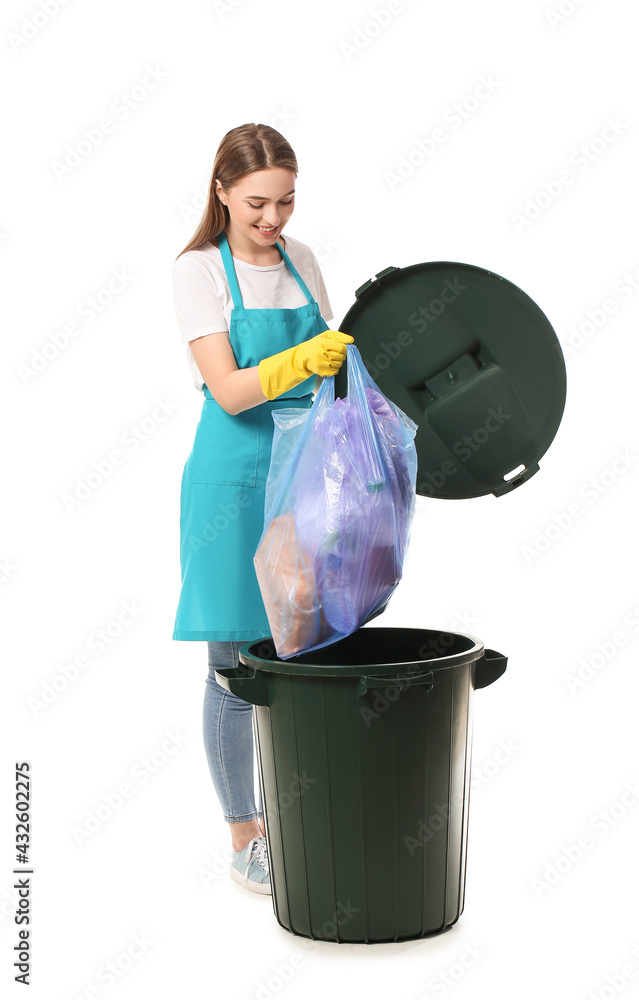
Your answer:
[171,123,352,894]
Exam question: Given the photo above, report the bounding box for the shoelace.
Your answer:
[242,836,269,883]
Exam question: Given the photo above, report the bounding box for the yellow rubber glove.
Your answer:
[258,330,354,400]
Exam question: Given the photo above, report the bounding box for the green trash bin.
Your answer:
[215,626,507,944]
[213,258,565,943]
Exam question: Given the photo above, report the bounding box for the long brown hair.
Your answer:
[176,123,298,259]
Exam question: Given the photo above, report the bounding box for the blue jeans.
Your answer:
[204,641,264,824]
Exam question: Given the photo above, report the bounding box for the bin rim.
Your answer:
[238,627,485,678]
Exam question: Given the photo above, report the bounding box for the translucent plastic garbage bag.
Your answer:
[254,344,418,659]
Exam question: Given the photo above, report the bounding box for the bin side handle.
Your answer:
[215,665,270,706]
[358,669,434,697]
[472,649,508,690]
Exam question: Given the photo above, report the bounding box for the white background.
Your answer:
[2,0,639,997]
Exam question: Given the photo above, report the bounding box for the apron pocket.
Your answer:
[187,400,260,487]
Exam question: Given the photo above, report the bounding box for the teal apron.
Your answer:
[173,230,329,641]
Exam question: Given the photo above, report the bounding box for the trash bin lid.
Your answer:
[337,260,567,499]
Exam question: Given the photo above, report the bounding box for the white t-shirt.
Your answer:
[171,233,335,391]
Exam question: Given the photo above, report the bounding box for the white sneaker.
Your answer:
[230,836,271,895]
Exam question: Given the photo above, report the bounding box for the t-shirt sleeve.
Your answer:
[305,248,334,325]
[171,255,228,343]
[316,267,334,325]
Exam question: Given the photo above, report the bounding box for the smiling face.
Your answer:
[215,167,296,255]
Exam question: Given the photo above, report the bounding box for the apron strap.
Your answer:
[217,231,244,309]
[217,230,317,308]
[274,242,315,305]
